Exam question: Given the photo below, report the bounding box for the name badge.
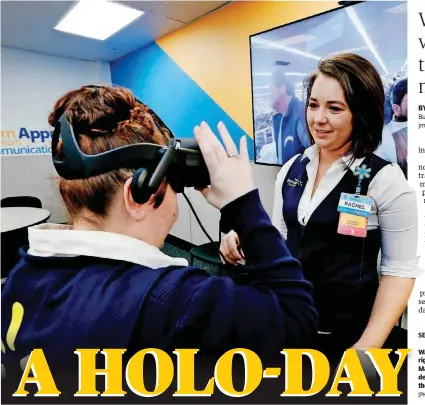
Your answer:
[337,193,372,218]
[337,193,371,238]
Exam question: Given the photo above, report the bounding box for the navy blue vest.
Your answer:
[282,154,390,339]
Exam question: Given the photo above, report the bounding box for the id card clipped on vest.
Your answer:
[337,164,372,238]
[337,194,371,238]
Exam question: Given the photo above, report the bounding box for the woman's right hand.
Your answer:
[220,230,245,266]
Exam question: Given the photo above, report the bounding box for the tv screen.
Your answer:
[250,1,407,170]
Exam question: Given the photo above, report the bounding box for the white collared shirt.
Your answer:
[28,224,188,269]
[272,144,421,278]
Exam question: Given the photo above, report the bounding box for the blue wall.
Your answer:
[110,42,254,158]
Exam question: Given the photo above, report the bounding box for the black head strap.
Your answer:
[52,114,166,179]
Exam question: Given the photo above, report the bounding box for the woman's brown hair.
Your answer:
[304,53,385,159]
[49,85,172,225]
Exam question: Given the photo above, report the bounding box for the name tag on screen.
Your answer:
[337,193,372,218]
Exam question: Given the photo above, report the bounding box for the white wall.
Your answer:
[1,47,111,223]
[0,47,278,241]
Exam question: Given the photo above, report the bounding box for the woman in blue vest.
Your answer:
[221,53,420,358]
[1,85,318,389]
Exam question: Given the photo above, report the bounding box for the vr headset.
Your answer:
[52,110,210,205]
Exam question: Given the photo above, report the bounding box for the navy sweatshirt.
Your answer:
[1,190,318,374]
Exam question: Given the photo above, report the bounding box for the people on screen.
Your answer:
[376,78,408,177]
[261,70,309,165]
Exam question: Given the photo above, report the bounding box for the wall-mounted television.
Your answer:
[250,1,407,169]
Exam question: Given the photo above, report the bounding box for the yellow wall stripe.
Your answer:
[156,1,339,138]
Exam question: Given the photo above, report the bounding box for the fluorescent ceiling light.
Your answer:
[346,7,389,74]
[253,72,308,77]
[285,72,309,76]
[253,35,314,50]
[251,37,321,61]
[55,0,144,41]
[386,3,407,14]
[253,86,269,89]
[329,45,371,55]
[279,35,315,46]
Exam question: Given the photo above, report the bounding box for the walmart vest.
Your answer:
[282,154,390,339]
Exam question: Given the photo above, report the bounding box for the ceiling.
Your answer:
[1,0,229,62]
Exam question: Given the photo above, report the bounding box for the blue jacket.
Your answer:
[273,97,309,165]
[1,190,317,388]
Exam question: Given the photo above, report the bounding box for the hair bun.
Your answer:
[129,105,146,123]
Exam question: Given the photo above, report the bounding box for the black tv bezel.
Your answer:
[248,1,364,167]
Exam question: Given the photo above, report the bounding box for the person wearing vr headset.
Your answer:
[1,85,318,381]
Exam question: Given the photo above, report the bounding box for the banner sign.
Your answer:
[1,127,52,156]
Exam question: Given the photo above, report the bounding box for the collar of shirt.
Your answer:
[298,144,367,226]
[302,144,365,173]
[27,223,188,269]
